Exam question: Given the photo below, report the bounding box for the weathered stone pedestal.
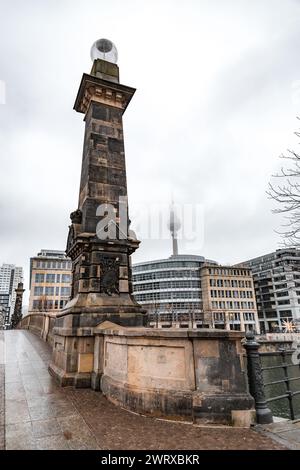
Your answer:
[49,323,255,425]
[93,325,255,426]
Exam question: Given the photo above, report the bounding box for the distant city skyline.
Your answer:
[0,263,23,325]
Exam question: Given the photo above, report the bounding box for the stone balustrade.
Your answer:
[92,323,255,426]
[18,313,57,347]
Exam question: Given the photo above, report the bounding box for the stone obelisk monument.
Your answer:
[11,282,25,329]
[49,39,146,387]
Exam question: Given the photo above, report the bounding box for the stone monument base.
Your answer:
[48,310,146,388]
[48,321,255,425]
[95,326,255,426]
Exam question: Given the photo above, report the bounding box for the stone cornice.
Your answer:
[74,73,136,115]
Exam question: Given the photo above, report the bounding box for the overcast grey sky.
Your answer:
[1,0,300,302]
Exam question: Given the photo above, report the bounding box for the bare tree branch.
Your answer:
[268,121,300,247]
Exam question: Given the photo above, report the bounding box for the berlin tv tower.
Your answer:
[168,203,181,257]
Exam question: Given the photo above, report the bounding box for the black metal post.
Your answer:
[244,331,273,424]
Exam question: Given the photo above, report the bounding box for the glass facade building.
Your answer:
[132,254,215,323]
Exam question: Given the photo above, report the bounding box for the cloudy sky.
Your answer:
[1,0,300,302]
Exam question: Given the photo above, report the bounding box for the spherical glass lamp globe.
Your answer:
[90,38,118,64]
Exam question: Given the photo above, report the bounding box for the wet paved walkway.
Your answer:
[0,330,286,450]
[257,420,300,450]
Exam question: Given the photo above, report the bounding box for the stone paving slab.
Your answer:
[0,330,287,450]
[257,420,300,450]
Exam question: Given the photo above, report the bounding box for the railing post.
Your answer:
[244,331,273,424]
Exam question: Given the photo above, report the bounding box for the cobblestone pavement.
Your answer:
[0,330,286,450]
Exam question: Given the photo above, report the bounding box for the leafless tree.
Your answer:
[267,123,300,246]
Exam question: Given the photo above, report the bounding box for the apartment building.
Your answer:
[240,249,300,333]
[29,249,72,313]
[201,264,260,333]
[0,292,10,328]
[0,263,23,326]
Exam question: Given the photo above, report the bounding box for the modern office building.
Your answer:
[240,248,300,333]
[0,263,23,327]
[28,249,72,314]
[201,264,259,333]
[132,258,259,332]
[133,254,212,326]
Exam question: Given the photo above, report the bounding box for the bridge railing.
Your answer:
[244,331,300,423]
[18,312,57,347]
[260,349,300,421]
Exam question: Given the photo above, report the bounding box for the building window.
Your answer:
[45,287,54,296]
[61,274,71,283]
[278,299,290,305]
[61,287,71,296]
[35,273,44,283]
[276,291,289,298]
[34,286,44,296]
[277,283,288,290]
[46,274,56,283]
[32,300,40,310]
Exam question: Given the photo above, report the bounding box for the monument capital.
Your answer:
[74,73,136,115]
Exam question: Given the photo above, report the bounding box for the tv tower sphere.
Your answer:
[90,38,118,64]
[168,208,181,233]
